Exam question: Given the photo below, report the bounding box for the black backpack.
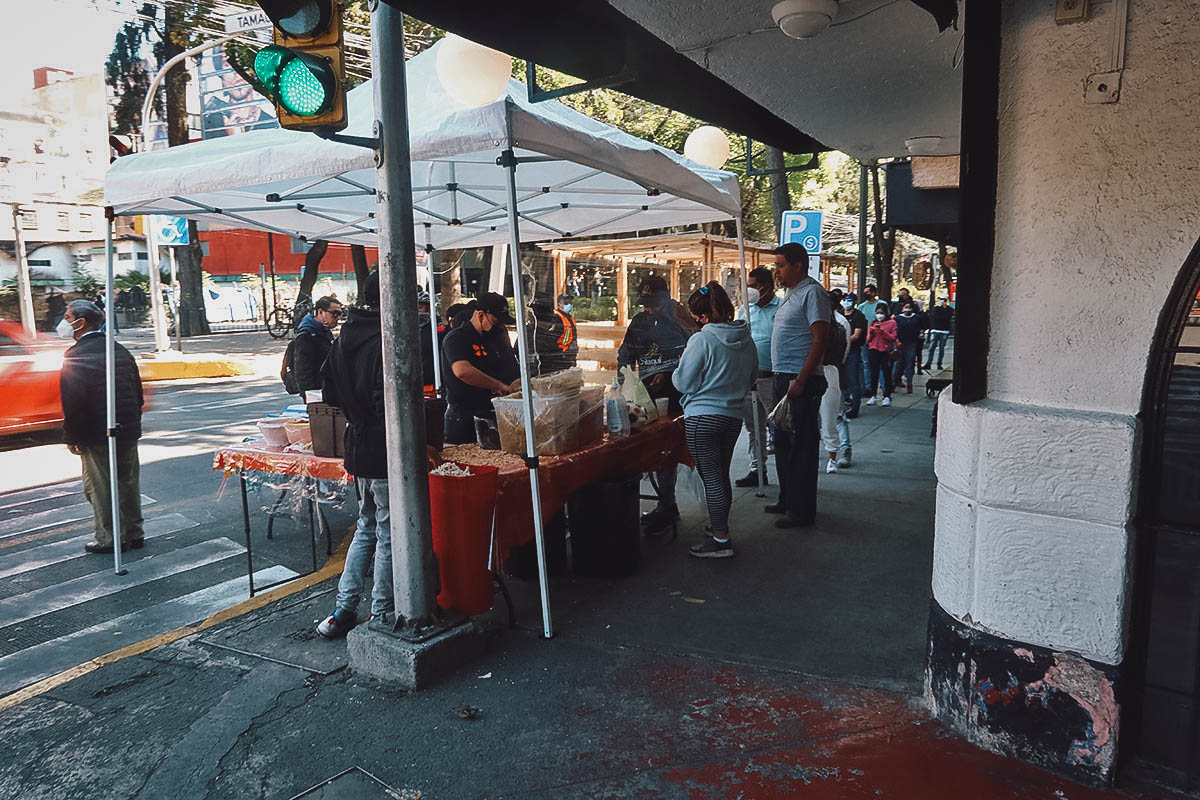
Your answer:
[281,337,302,395]
[823,309,848,366]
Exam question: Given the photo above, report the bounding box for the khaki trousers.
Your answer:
[81,439,144,547]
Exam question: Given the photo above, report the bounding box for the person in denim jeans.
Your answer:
[891,302,922,393]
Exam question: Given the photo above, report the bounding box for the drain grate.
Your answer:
[289,766,419,800]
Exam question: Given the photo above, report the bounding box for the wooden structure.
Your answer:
[540,232,857,324]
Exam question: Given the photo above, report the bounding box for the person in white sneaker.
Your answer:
[865,303,897,407]
[820,293,852,474]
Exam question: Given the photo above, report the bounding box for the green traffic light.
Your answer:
[252,45,335,117]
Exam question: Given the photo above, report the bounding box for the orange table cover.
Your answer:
[213,441,351,482]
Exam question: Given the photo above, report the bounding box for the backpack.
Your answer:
[823,310,848,366]
[281,336,302,395]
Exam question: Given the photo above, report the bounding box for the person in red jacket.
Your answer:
[865,302,898,408]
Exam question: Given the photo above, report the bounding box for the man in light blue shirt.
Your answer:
[736,267,782,487]
[768,242,830,528]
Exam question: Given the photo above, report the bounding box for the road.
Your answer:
[0,366,357,700]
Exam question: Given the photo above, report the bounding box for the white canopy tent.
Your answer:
[104,40,759,636]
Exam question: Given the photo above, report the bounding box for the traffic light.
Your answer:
[252,0,347,131]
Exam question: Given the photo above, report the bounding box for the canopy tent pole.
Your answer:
[502,137,554,640]
[104,211,126,576]
[736,217,767,495]
[424,223,442,393]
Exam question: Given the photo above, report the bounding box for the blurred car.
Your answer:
[0,320,151,439]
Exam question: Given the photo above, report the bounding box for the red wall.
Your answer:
[200,229,378,277]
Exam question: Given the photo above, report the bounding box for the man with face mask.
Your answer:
[530,293,578,375]
[735,267,781,487]
[58,300,145,554]
[441,291,520,444]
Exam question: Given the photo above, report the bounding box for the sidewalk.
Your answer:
[0,369,1177,799]
[120,328,284,380]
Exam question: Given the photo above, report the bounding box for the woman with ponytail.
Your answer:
[672,281,758,559]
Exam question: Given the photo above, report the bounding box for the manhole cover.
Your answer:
[290,766,418,800]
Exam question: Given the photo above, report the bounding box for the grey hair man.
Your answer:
[58,300,145,554]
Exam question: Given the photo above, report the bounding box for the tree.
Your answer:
[869,163,896,300]
[351,244,372,300]
[105,1,214,336]
[295,240,330,317]
[765,146,791,240]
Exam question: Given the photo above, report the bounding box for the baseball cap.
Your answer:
[476,292,516,325]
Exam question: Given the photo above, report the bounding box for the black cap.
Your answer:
[476,292,516,325]
[556,293,571,302]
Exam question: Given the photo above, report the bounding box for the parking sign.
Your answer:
[150,215,190,246]
[779,210,823,279]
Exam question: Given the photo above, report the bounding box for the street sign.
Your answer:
[224,9,272,33]
[150,215,190,246]
[780,210,823,279]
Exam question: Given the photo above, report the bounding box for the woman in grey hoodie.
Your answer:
[672,282,758,559]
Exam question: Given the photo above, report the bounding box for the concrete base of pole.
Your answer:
[347,621,485,690]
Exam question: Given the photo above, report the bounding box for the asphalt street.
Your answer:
[0,332,359,701]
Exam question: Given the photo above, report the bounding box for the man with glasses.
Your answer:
[441,291,520,444]
[284,295,342,396]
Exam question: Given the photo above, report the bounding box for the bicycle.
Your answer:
[267,306,294,340]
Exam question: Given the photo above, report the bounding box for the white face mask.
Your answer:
[745,287,761,305]
[57,317,80,339]
[875,313,886,321]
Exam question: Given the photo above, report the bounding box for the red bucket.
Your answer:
[429,463,499,616]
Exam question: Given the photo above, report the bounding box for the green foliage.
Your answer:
[568,295,617,322]
[71,264,102,298]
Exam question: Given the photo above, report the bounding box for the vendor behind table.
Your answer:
[441,291,520,445]
[616,275,698,537]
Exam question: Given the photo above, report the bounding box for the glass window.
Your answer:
[78,212,93,232]
[57,211,70,231]
[1158,347,1200,526]
[19,210,37,229]
[117,252,133,261]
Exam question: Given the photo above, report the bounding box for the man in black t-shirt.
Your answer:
[441,292,520,444]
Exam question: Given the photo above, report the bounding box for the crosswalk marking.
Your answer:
[0,482,81,514]
[0,495,157,540]
[0,565,298,698]
[0,538,246,629]
[0,512,201,581]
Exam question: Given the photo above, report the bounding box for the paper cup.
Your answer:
[655,398,670,418]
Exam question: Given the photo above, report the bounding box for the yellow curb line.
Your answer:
[0,531,353,714]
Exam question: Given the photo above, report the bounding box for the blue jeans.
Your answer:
[926,331,949,368]
[336,477,393,617]
[844,347,863,415]
[892,341,919,386]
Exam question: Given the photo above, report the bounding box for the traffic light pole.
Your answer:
[371,1,439,632]
[139,31,241,352]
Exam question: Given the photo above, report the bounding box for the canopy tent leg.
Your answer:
[501,144,554,640]
[168,247,183,353]
[423,223,442,393]
[736,218,768,496]
[104,211,126,576]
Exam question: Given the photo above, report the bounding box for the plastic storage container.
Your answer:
[568,472,641,578]
[429,463,499,616]
[256,419,291,447]
[577,385,606,448]
[492,389,581,456]
[283,418,312,446]
[307,403,347,458]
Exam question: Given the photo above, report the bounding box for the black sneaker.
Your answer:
[642,504,679,537]
[689,536,734,559]
[316,608,358,639]
[764,503,787,515]
[735,471,767,488]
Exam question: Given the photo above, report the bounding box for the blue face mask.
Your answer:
[562,304,573,314]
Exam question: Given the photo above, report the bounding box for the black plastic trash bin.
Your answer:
[505,509,568,580]
[568,472,641,578]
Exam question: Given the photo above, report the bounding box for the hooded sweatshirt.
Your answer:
[617,292,696,379]
[320,307,386,479]
[671,320,758,419]
[292,312,335,395]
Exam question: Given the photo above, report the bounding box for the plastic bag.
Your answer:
[769,393,793,432]
[679,465,705,504]
[619,365,658,422]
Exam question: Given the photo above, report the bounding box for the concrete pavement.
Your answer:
[0,365,1181,798]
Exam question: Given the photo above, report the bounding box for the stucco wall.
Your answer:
[932,0,1200,667]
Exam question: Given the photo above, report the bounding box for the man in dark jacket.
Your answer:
[923,296,953,371]
[616,275,698,536]
[59,300,145,554]
[286,295,341,395]
[316,273,392,638]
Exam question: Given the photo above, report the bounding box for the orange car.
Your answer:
[0,320,151,439]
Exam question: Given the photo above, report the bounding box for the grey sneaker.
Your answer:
[366,611,396,633]
[689,536,734,559]
[837,448,852,468]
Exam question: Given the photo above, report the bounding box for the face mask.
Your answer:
[745,287,761,305]
[57,317,80,339]
[841,299,854,309]
[875,313,886,321]
[562,304,572,314]
[903,310,914,316]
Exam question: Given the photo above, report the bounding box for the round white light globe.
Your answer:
[683,125,731,169]
[435,34,511,108]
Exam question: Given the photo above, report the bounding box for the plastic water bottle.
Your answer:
[605,378,630,438]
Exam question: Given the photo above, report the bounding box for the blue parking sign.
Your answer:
[150,215,190,246]
[780,210,823,253]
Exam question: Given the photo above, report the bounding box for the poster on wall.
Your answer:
[199,46,278,140]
